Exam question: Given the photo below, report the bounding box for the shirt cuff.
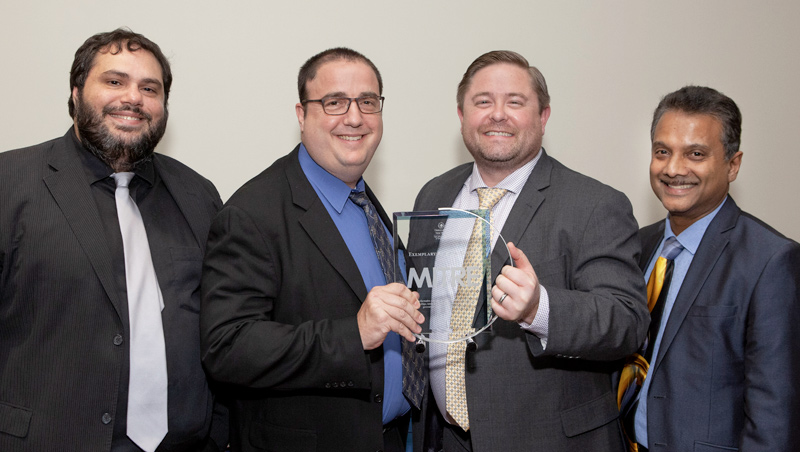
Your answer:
[518,285,549,349]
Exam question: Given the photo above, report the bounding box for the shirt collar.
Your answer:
[466,147,542,195]
[298,143,365,214]
[663,196,728,255]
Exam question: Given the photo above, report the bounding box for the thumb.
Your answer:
[507,242,534,273]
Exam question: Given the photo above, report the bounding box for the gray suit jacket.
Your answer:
[639,198,800,451]
[412,150,648,452]
[0,131,226,451]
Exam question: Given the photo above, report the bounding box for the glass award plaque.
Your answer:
[393,208,513,344]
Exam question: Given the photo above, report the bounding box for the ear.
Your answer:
[727,151,743,182]
[457,105,465,133]
[295,102,306,132]
[72,86,79,105]
[539,105,552,133]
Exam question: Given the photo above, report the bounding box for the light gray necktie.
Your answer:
[113,172,168,452]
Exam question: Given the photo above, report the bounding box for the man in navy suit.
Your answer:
[632,85,800,451]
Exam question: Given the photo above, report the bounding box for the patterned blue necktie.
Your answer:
[349,191,425,408]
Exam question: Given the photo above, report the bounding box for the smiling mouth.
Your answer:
[662,180,697,190]
[109,114,144,121]
[339,135,363,141]
[485,131,513,137]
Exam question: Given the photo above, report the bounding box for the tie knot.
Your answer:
[661,236,684,260]
[476,187,508,210]
[113,172,135,189]
[348,191,370,208]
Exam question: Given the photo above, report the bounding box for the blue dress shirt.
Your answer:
[635,198,727,447]
[298,145,409,424]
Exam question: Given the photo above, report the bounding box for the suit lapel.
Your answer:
[492,151,550,280]
[651,199,739,372]
[288,148,369,301]
[155,155,213,250]
[43,135,124,320]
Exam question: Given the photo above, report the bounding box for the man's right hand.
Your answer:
[357,283,424,350]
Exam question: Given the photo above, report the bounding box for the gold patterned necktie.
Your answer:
[445,187,507,431]
[618,236,683,451]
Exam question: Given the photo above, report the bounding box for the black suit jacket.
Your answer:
[638,197,800,451]
[413,151,648,452]
[201,145,389,452]
[0,131,226,451]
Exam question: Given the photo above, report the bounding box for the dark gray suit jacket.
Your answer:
[200,145,389,452]
[638,197,800,451]
[413,150,648,452]
[0,131,226,451]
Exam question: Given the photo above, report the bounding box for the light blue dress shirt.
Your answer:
[298,145,409,424]
[634,198,727,447]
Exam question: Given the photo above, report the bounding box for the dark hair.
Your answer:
[297,47,382,104]
[651,86,742,160]
[68,28,172,118]
[456,50,549,113]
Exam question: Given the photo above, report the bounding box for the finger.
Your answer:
[507,242,535,274]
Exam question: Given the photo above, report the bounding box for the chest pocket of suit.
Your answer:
[170,246,203,313]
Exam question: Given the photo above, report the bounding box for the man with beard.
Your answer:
[0,29,227,452]
[412,51,648,451]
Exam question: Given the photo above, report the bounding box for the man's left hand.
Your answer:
[490,242,540,325]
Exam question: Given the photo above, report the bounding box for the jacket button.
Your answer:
[113,334,123,346]
[332,382,339,388]
[325,383,331,388]
[347,381,354,387]
[101,413,112,424]
[374,394,382,403]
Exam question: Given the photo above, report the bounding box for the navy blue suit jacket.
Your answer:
[638,197,800,451]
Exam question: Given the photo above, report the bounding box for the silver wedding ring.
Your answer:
[498,293,508,305]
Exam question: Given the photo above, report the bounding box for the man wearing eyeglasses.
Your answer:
[200,48,424,452]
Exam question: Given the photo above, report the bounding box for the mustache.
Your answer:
[102,104,152,121]
[659,176,698,186]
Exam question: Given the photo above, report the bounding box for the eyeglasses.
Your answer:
[302,96,384,115]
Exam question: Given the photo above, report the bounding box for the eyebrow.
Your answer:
[471,91,528,99]
[320,91,380,98]
[100,70,163,88]
[652,140,711,151]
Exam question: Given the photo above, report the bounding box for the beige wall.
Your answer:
[2,0,798,240]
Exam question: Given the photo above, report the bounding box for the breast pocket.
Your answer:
[170,247,203,313]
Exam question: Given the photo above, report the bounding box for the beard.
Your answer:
[74,91,168,171]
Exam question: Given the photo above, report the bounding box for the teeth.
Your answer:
[486,131,512,137]
[112,115,141,121]
[669,184,694,189]
[339,135,362,141]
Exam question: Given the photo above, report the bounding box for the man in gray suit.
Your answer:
[412,50,648,452]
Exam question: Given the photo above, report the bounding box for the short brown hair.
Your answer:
[457,50,549,113]
[297,47,382,104]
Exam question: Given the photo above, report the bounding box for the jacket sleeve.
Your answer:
[199,204,372,390]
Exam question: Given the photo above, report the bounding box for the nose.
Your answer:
[663,154,687,177]
[121,85,144,106]
[489,103,507,122]
[342,100,364,127]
